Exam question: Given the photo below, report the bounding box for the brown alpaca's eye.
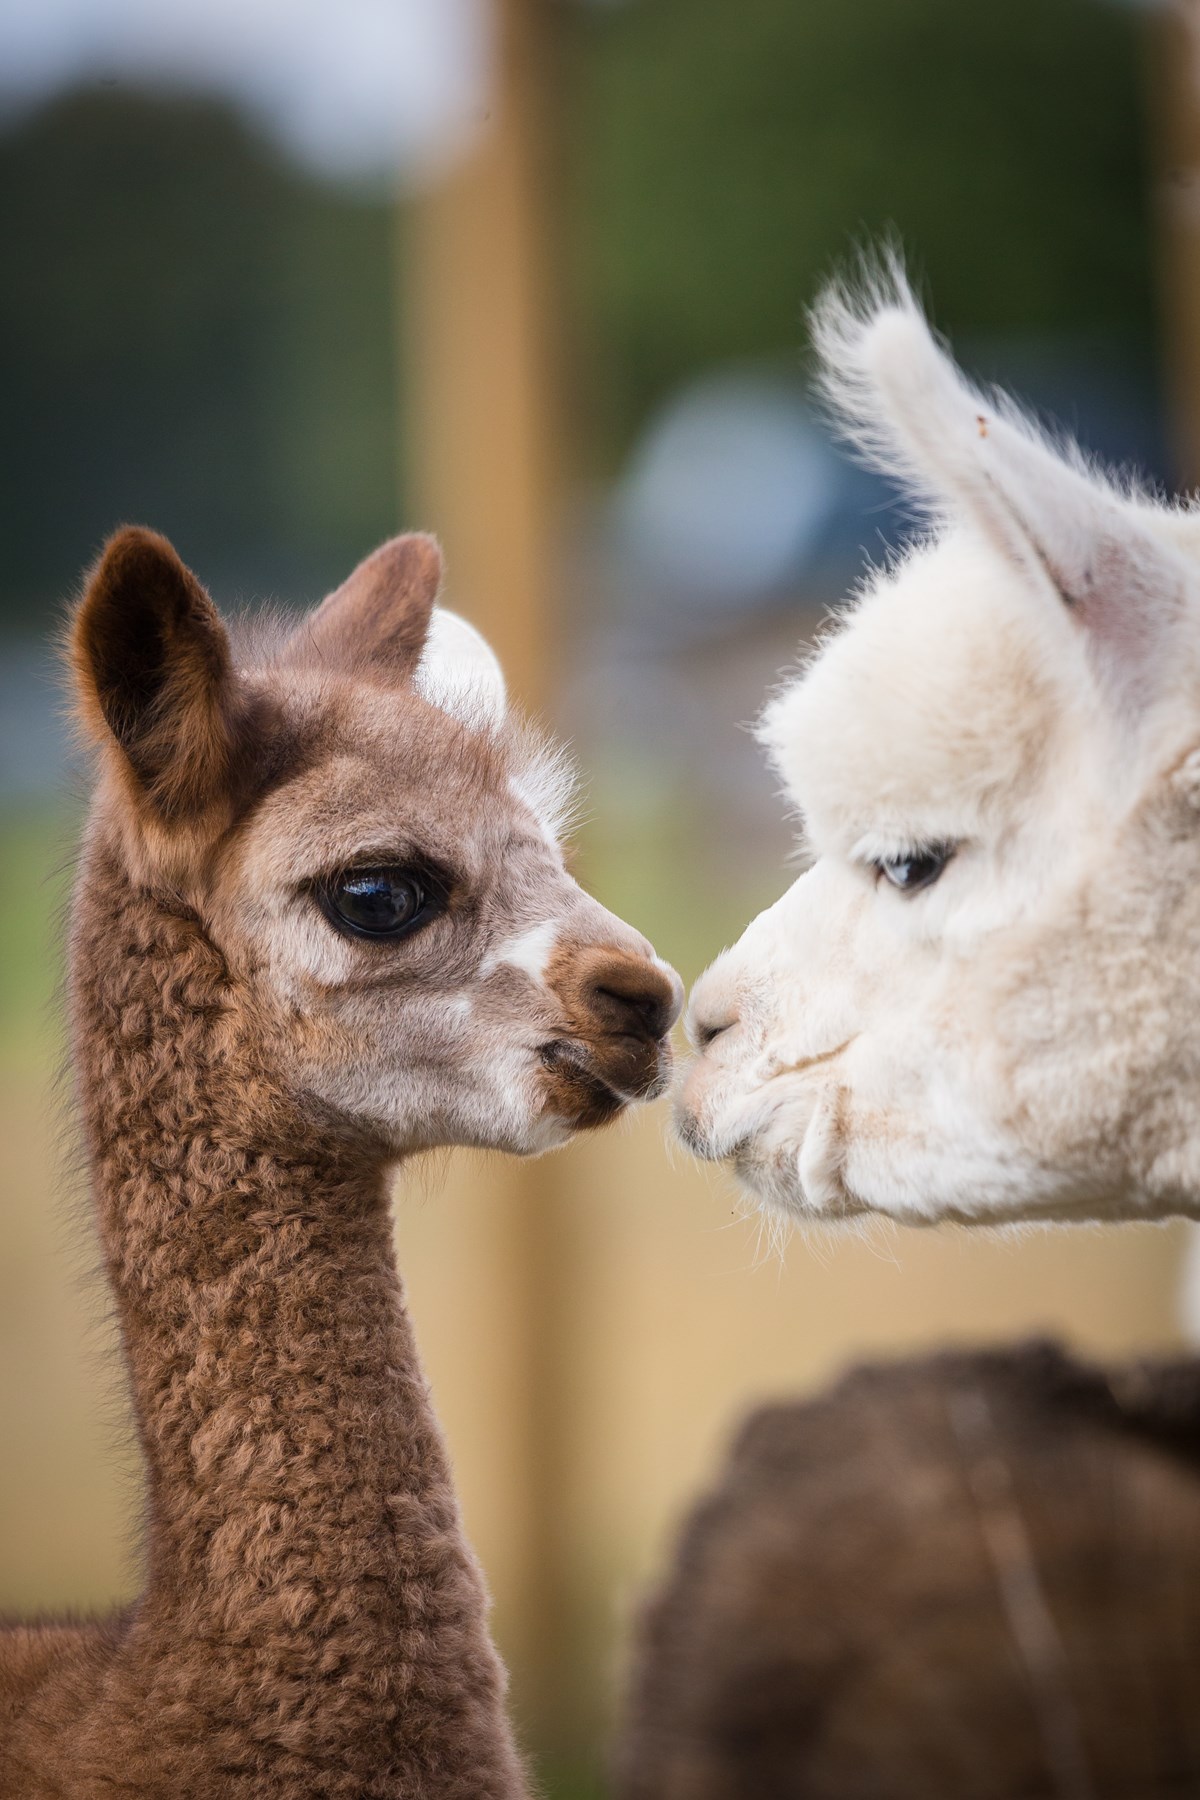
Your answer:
[321,868,430,939]
[875,845,954,894]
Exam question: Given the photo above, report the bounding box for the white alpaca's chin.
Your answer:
[734,1146,860,1224]
[705,1079,859,1222]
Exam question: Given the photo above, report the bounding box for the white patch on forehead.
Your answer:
[480,919,560,984]
[414,607,506,729]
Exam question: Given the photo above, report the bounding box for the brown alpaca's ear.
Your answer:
[290,533,443,683]
[72,527,235,819]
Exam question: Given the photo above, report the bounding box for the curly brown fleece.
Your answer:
[0,844,525,1799]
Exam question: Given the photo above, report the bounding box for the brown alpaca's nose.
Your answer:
[541,943,683,1124]
[579,950,684,1042]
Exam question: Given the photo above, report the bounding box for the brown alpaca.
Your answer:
[0,527,682,1799]
[616,1343,1200,1800]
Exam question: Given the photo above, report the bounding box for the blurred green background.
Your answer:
[0,1,1193,1794]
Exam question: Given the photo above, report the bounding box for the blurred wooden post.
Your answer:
[399,0,571,1752]
[405,0,561,695]
[1151,0,1200,486]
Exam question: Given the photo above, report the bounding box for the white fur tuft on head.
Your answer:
[509,730,583,847]
[414,607,507,730]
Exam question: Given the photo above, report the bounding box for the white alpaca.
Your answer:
[676,258,1200,1227]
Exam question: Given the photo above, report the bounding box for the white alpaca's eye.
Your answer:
[875,845,953,894]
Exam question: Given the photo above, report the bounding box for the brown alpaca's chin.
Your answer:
[538,1035,672,1131]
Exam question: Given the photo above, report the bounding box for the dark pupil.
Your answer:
[890,851,944,891]
[335,870,422,934]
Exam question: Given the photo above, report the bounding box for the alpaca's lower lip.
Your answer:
[674,1108,744,1163]
[539,1039,631,1128]
[674,1108,713,1159]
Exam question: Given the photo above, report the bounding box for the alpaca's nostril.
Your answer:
[696,1017,735,1052]
[587,959,682,1042]
[594,985,661,1040]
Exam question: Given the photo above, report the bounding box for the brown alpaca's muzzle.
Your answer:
[539,944,683,1129]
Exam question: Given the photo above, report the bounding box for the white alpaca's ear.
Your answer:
[413,607,507,728]
[813,262,1187,712]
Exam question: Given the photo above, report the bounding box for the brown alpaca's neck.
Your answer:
[66,834,527,1794]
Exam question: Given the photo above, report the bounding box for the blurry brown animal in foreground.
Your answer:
[616,1343,1200,1799]
[0,527,681,1799]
